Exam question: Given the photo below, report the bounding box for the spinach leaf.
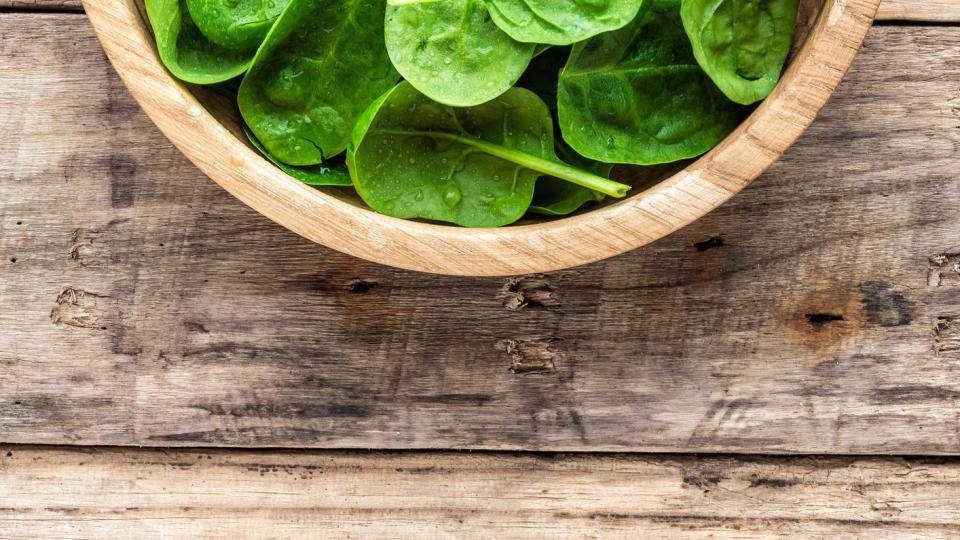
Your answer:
[347,82,630,227]
[238,0,398,166]
[145,0,252,84]
[185,0,289,52]
[518,47,613,216]
[558,0,743,165]
[529,140,612,216]
[384,0,536,107]
[681,0,799,104]
[529,181,603,216]
[244,125,352,186]
[483,0,644,46]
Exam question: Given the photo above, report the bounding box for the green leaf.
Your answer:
[185,0,289,51]
[529,180,604,216]
[681,0,799,104]
[558,0,744,165]
[483,0,644,46]
[384,0,535,107]
[238,0,398,166]
[244,125,352,186]
[145,0,253,84]
[529,140,613,216]
[518,48,614,216]
[347,82,631,228]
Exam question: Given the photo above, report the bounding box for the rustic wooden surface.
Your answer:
[1,14,959,452]
[1,3,959,538]
[879,0,960,21]
[3,445,960,538]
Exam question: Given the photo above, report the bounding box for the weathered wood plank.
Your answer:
[1,0,959,21]
[0,0,81,9]
[2,446,960,538]
[878,0,960,21]
[1,17,960,452]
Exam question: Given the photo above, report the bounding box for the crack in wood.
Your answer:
[496,339,560,374]
[928,253,960,286]
[806,313,845,328]
[68,228,98,265]
[498,275,560,311]
[49,287,110,330]
[693,235,725,252]
[344,278,378,294]
[935,316,960,355]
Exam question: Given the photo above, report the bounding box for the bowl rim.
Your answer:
[83,0,880,276]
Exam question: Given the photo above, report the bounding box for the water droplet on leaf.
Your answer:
[442,184,462,208]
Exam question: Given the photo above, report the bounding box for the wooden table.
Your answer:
[1,1,959,536]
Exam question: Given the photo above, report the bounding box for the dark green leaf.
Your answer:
[529,140,613,216]
[483,0,644,46]
[519,49,615,216]
[384,0,535,107]
[558,0,744,165]
[681,0,799,104]
[238,0,398,166]
[347,82,630,227]
[145,0,252,84]
[185,0,289,51]
[244,125,352,186]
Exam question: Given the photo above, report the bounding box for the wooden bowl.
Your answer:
[83,0,879,276]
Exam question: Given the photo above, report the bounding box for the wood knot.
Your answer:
[496,338,561,374]
[927,253,960,287]
[499,275,560,311]
[50,287,110,330]
[344,279,377,294]
[806,313,845,328]
[693,235,724,252]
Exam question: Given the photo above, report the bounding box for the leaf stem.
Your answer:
[376,129,631,198]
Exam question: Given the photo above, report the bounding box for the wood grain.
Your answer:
[0,0,81,9]
[3,20,960,451]
[2,0,959,21]
[2,446,960,538]
[878,0,960,21]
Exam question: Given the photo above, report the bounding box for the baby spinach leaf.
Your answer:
[347,82,630,227]
[146,0,252,84]
[518,47,613,216]
[529,181,603,216]
[185,0,289,52]
[238,0,398,166]
[532,44,553,58]
[681,0,799,104]
[244,125,352,186]
[384,0,536,107]
[558,0,744,165]
[483,0,644,46]
[529,140,612,216]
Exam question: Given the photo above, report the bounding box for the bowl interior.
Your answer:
[135,0,826,224]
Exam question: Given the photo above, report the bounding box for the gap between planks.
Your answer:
[2,445,960,538]
[0,0,958,21]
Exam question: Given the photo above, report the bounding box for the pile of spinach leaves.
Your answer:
[146,0,798,227]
